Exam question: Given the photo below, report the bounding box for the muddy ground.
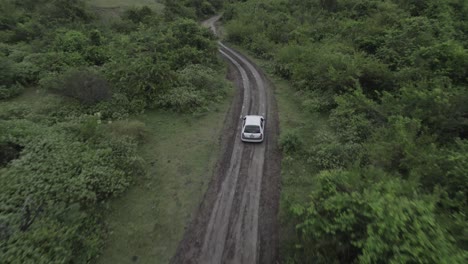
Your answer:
[171,17,281,264]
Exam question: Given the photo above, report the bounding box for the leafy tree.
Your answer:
[291,169,466,263]
[57,69,111,105]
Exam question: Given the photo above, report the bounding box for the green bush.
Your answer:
[156,86,206,112]
[291,169,466,263]
[279,131,303,155]
[49,69,111,105]
[104,56,174,104]
[0,141,23,167]
[0,118,144,263]
[330,88,383,143]
[306,130,362,170]
[177,64,228,99]
[53,30,89,53]
[23,52,87,76]
[122,6,154,24]
[0,84,23,100]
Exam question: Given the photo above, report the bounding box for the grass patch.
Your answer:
[88,0,164,21]
[273,77,324,258]
[89,0,164,10]
[96,90,233,264]
[0,88,62,120]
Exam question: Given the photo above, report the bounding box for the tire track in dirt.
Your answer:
[217,43,267,264]
[171,16,280,264]
[197,47,252,263]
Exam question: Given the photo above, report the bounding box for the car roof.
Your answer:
[244,115,263,126]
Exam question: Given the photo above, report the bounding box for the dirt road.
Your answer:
[171,16,281,264]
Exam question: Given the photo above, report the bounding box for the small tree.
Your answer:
[60,69,111,104]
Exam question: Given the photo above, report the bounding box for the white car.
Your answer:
[241,115,265,143]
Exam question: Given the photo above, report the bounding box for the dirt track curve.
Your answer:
[171,16,281,264]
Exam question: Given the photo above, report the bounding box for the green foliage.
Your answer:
[105,120,148,144]
[104,55,174,105]
[48,69,111,105]
[0,118,143,263]
[306,130,361,170]
[330,88,383,143]
[291,169,466,263]
[0,142,22,167]
[122,6,154,24]
[0,54,26,99]
[156,86,207,112]
[177,64,228,100]
[53,30,89,53]
[0,0,225,262]
[163,0,223,20]
[155,64,228,112]
[226,0,468,261]
[279,131,303,155]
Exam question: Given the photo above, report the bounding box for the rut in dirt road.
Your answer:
[198,43,267,264]
[171,16,281,264]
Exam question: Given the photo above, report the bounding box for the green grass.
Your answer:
[96,94,232,264]
[0,88,62,119]
[89,0,164,10]
[88,0,164,21]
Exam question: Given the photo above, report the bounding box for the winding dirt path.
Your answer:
[171,16,281,264]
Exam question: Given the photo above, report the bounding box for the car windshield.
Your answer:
[244,125,261,133]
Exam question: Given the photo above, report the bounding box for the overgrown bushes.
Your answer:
[2,1,226,113]
[0,0,226,262]
[0,118,144,263]
[226,0,468,262]
[54,69,110,104]
[291,169,466,264]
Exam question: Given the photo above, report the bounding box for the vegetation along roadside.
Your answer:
[0,0,229,262]
[223,0,468,263]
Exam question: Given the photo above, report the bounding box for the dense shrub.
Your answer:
[163,0,223,19]
[0,0,225,262]
[59,69,111,105]
[122,6,154,24]
[24,52,87,76]
[0,118,143,263]
[0,55,25,99]
[177,64,228,99]
[0,84,23,100]
[227,0,468,262]
[306,131,362,170]
[156,86,206,112]
[279,131,303,155]
[53,30,89,53]
[291,169,466,264]
[0,141,23,167]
